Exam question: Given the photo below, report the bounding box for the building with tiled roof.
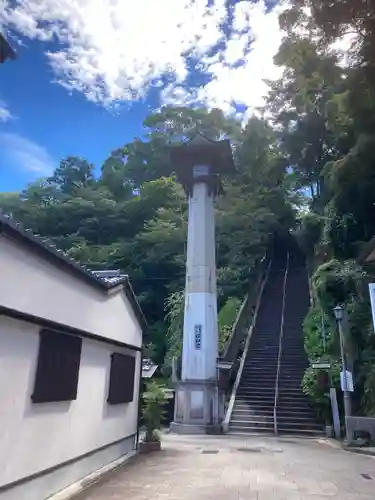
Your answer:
[0,32,16,64]
[0,213,148,499]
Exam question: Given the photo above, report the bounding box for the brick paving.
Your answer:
[76,433,375,500]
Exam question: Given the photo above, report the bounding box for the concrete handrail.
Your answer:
[222,293,250,358]
[222,260,272,433]
[222,254,269,363]
[273,253,289,434]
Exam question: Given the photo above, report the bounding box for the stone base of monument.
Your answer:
[170,422,222,435]
[139,441,161,453]
[170,380,223,435]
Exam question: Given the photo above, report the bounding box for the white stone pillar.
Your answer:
[171,166,220,434]
[182,180,218,381]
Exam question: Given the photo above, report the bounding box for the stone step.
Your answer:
[237,387,276,393]
[278,393,310,399]
[234,401,274,409]
[229,425,275,434]
[278,388,305,393]
[231,414,274,423]
[277,379,304,384]
[232,408,274,416]
[241,372,277,377]
[236,397,275,404]
[240,381,275,386]
[277,403,315,411]
[276,421,324,432]
[234,403,314,413]
[230,420,275,429]
[237,394,275,401]
[240,376,277,381]
[241,370,277,374]
[231,410,317,421]
[276,427,325,436]
[276,414,320,422]
[227,429,275,437]
[238,384,275,390]
[245,359,278,364]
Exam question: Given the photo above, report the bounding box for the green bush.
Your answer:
[296,212,323,256]
[142,381,167,443]
[162,291,184,377]
[362,364,375,416]
[218,297,242,351]
[313,259,365,312]
[303,306,337,360]
[304,257,375,416]
[302,361,341,423]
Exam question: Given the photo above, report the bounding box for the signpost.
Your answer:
[311,362,331,370]
[340,370,354,392]
[330,388,341,438]
[311,361,341,438]
[369,284,375,332]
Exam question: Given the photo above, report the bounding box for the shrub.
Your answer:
[142,381,167,443]
[218,296,242,351]
[302,361,341,423]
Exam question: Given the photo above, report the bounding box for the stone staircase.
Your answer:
[228,246,323,435]
[229,254,286,434]
[275,253,323,435]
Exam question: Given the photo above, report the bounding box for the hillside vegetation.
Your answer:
[2,1,375,414]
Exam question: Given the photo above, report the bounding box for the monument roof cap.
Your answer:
[170,134,235,176]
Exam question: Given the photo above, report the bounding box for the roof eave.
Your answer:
[0,215,149,338]
[0,33,16,64]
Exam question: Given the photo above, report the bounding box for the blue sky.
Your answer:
[0,0,284,192]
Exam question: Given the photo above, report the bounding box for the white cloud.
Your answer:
[0,100,12,122]
[0,0,288,115]
[0,133,55,175]
[198,1,287,113]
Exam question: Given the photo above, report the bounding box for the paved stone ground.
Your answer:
[76,433,375,500]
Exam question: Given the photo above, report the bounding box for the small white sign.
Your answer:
[194,324,202,350]
[340,370,354,392]
[312,363,331,369]
[369,284,375,333]
[193,165,209,178]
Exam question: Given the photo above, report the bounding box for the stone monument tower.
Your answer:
[170,135,235,433]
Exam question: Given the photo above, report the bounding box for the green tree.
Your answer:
[50,156,95,195]
[0,106,296,382]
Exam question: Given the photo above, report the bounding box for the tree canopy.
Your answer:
[0,107,296,367]
[275,1,375,416]
[2,3,375,414]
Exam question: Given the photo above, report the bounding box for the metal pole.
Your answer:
[337,319,352,442]
[216,365,220,426]
[321,310,326,353]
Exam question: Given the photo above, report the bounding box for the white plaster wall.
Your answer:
[2,438,135,500]
[0,316,140,489]
[0,235,142,348]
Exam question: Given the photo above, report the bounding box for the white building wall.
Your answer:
[0,316,140,498]
[0,236,142,348]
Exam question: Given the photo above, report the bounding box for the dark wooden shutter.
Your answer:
[32,330,82,403]
[107,353,136,405]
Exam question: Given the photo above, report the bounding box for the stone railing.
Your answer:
[221,254,270,374]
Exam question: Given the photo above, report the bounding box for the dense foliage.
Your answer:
[0,108,296,370]
[142,380,167,442]
[2,1,375,415]
[270,0,375,416]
